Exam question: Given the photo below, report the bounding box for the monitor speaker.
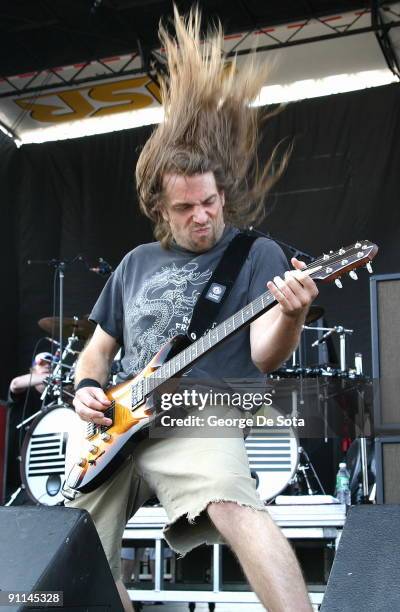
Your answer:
[0,506,123,611]
[321,505,400,611]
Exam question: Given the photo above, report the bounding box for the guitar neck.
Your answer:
[143,238,378,395]
[130,239,379,405]
[151,286,277,387]
[148,259,329,387]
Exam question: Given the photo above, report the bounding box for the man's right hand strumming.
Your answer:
[72,324,120,427]
[73,387,112,426]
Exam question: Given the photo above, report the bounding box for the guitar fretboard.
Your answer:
[136,240,376,398]
[143,287,276,395]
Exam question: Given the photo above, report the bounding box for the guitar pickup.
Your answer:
[100,401,115,433]
[85,401,115,439]
[86,422,99,440]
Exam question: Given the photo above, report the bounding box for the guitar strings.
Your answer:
[137,242,372,396]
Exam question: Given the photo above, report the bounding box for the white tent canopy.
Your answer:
[0,5,398,146]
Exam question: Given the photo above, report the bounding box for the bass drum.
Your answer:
[20,405,81,505]
[245,405,299,502]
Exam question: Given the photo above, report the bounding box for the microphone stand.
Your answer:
[24,254,113,409]
[27,258,70,406]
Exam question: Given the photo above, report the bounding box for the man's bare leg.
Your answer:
[116,579,135,612]
[207,501,312,612]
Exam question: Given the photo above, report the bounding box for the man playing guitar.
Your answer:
[68,8,317,612]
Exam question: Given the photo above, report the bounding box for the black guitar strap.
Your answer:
[187,231,258,340]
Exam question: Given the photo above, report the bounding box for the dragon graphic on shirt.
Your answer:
[125,262,212,373]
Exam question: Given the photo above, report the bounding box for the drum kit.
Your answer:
[245,305,374,504]
[7,316,94,507]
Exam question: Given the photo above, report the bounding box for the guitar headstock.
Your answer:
[309,241,378,284]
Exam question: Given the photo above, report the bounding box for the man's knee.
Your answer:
[207,500,259,525]
[207,500,280,538]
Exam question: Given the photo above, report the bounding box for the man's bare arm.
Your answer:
[10,372,47,394]
[73,324,120,426]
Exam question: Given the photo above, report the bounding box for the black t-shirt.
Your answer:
[90,226,288,382]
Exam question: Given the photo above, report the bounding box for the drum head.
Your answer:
[245,404,299,502]
[20,405,81,505]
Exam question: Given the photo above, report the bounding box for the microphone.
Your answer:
[89,258,113,276]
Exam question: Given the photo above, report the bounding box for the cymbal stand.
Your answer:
[355,353,370,503]
[306,324,354,371]
[298,446,326,495]
[291,447,326,496]
[4,486,25,506]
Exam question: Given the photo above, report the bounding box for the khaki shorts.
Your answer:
[66,434,266,580]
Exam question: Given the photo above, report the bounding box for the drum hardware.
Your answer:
[39,332,81,407]
[10,330,82,504]
[307,324,353,371]
[4,484,26,507]
[353,353,371,504]
[38,315,95,341]
[288,446,326,496]
[270,315,372,502]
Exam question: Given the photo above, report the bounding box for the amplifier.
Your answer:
[370,273,400,432]
[375,436,400,504]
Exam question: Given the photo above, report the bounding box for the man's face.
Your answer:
[161,172,225,253]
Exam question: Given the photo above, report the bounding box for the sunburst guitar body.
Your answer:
[65,334,189,493]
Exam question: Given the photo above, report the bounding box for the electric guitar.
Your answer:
[65,240,378,493]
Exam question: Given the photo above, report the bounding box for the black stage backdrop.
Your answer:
[1,83,400,398]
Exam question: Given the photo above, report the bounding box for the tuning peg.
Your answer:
[349,271,358,280]
[335,278,343,289]
[366,262,373,274]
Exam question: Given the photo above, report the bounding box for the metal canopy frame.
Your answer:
[1,2,400,101]
[372,0,400,77]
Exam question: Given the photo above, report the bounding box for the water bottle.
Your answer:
[335,462,351,506]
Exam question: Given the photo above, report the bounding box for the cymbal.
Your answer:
[38,316,95,339]
[305,305,324,324]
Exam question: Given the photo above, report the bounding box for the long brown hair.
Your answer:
[136,6,289,248]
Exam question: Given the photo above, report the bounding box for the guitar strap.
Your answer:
[187,231,258,340]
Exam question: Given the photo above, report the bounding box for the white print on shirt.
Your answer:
[125,262,212,373]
